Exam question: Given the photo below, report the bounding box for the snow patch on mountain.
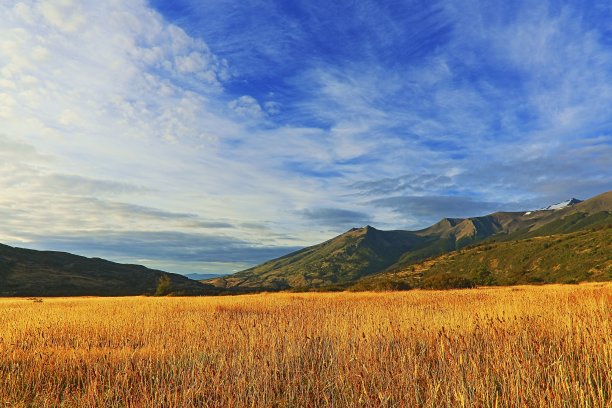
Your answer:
[541,198,582,210]
[524,198,582,215]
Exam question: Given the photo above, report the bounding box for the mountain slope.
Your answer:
[351,225,611,290]
[207,226,429,290]
[206,213,541,291]
[491,191,612,241]
[0,244,218,296]
[206,191,612,291]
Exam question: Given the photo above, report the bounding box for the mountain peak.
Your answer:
[348,225,378,234]
[540,198,582,211]
[417,217,464,236]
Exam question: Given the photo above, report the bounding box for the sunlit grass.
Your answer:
[0,283,610,407]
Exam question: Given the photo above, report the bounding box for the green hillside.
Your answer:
[0,244,219,297]
[205,215,539,291]
[207,226,429,290]
[350,225,611,291]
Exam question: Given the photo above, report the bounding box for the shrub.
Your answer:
[476,265,495,286]
[154,274,172,296]
[370,280,411,291]
[348,279,411,292]
[421,275,475,290]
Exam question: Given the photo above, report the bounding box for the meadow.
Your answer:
[0,283,610,407]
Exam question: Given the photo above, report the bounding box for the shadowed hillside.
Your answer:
[0,244,219,297]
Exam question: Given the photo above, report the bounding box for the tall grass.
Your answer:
[0,283,610,407]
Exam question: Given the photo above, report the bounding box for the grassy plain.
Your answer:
[0,283,610,407]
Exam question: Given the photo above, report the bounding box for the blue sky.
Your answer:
[0,0,610,274]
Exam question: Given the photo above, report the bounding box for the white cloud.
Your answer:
[263,101,281,115]
[0,92,16,118]
[39,0,87,33]
[228,95,264,118]
[0,0,353,269]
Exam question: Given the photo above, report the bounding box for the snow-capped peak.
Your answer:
[540,198,582,211]
[524,198,582,215]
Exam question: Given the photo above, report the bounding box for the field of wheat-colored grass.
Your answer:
[0,283,610,407]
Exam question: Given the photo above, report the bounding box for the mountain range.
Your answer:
[1,190,610,296]
[204,191,611,291]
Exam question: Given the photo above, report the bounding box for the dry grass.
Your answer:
[0,283,610,407]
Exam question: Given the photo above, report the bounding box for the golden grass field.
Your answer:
[0,283,610,407]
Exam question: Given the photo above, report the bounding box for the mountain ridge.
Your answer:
[537,197,582,211]
[205,191,612,290]
[0,244,220,297]
[351,224,611,291]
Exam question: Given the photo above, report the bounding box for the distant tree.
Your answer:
[422,274,475,290]
[477,265,494,286]
[155,274,172,296]
[374,280,411,291]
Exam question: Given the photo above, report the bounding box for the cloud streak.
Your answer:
[300,208,372,229]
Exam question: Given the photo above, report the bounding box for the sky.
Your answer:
[1,0,611,275]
